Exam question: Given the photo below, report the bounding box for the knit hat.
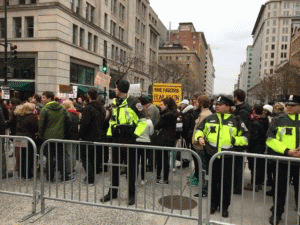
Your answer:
[116,80,130,93]
[263,104,273,114]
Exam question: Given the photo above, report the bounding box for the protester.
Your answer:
[191,95,212,197]
[233,89,252,194]
[0,97,9,179]
[194,95,248,217]
[153,97,179,184]
[135,106,154,185]
[79,89,106,184]
[14,102,38,179]
[62,99,80,171]
[244,104,269,191]
[180,99,195,148]
[266,95,300,225]
[272,102,286,117]
[100,80,145,206]
[39,91,72,182]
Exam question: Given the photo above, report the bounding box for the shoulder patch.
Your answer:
[136,103,143,111]
[241,122,248,131]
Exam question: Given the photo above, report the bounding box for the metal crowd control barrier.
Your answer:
[206,151,300,225]
[39,139,203,224]
[0,135,38,221]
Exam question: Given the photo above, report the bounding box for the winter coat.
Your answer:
[153,109,179,147]
[248,114,269,154]
[16,114,38,140]
[66,108,80,140]
[234,102,252,129]
[79,100,105,142]
[192,108,213,149]
[38,101,70,140]
[181,105,196,144]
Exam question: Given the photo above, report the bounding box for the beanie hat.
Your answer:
[263,104,273,114]
[116,80,130,93]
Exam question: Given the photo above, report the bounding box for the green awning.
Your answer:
[76,85,107,96]
[0,81,34,92]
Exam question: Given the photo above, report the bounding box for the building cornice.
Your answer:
[252,4,266,35]
[0,2,132,50]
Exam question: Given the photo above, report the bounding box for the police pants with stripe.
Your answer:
[272,163,299,218]
[211,157,233,210]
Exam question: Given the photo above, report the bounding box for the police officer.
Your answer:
[100,80,145,205]
[194,95,248,217]
[266,95,300,225]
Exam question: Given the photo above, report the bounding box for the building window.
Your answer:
[88,32,92,51]
[110,20,116,37]
[281,52,287,58]
[93,35,98,53]
[272,36,276,42]
[265,53,268,59]
[265,45,269,51]
[270,69,273,74]
[282,36,288,42]
[13,17,22,38]
[271,45,275,50]
[0,58,35,79]
[70,62,95,86]
[273,19,276,26]
[104,40,107,58]
[119,3,125,21]
[73,24,78,44]
[111,45,115,60]
[266,29,269,34]
[281,44,287,50]
[76,0,81,15]
[19,0,25,4]
[265,61,268,66]
[119,27,124,41]
[270,61,274,66]
[266,37,269,43]
[0,19,5,38]
[80,28,84,47]
[111,0,117,14]
[104,14,108,30]
[271,52,274,58]
[91,6,94,23]
[272,28,276,34]
[25,16,34,37]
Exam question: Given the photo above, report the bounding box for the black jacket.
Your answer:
[16,114,39,140]
[248,115,269,154]
[181,105,197,144]
[234,102,252,129]
[154,109,179,147]
[79,100,105,142]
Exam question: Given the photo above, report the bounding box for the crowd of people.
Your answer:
[0,83,299,224]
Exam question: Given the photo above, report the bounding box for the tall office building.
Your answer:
[251,0,300,88]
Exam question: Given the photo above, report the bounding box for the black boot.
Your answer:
[222,207,229,218]
[269,214,281,225]
[100,190,118,203]
[128,195,135,206]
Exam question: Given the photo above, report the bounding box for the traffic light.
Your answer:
[9,44,17,61]
[102,58,107,74]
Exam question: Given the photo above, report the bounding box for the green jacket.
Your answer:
[194,113,248,156]
[38,101,70,140]
[266,114,300,155]
[107,95,145,138]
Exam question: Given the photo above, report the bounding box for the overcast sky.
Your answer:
[150,0,267,95]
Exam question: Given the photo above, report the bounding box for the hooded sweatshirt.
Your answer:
[39,101,70,140]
